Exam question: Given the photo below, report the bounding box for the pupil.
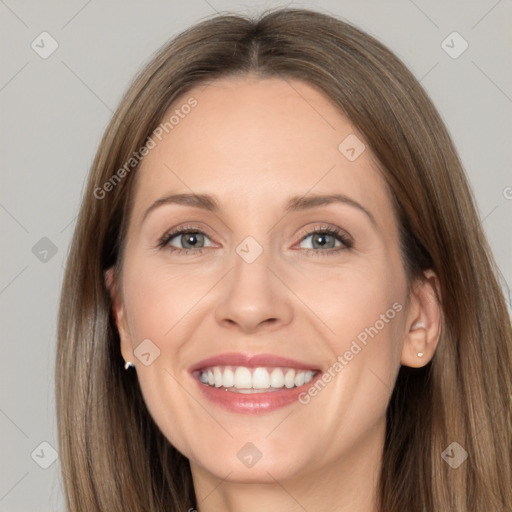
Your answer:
[183,233,202,248]
[313,234,333,249]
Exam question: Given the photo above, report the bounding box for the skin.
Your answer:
[107,76,441,512]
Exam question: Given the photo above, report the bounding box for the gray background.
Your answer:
[1,0,511,510]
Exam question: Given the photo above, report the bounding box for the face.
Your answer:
[109,76,430,487]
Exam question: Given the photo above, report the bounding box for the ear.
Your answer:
[400,269,442,368]
[104,267,134,364]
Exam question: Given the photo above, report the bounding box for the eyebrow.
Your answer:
[285,193,376,225]
[141,193,219,225]
[141,192,376,226]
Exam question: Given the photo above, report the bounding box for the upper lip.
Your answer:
[189,352,320,372]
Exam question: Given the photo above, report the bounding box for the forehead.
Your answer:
[131,76,395,230]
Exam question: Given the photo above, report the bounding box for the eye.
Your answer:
[297,227,352,252]
[157,225,352,255]
[158,228,214,253]
[171,232,211,249]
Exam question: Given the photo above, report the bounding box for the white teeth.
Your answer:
[270,368,284,388]
[214,367,223,388]
[284,369,295,388]
[234,367,252,389]
[294,371,305,387]
[252,367,271,389]
[223,368,234,388]
[198,366,316,391]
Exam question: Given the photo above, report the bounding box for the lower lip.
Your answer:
[193,373,320,414]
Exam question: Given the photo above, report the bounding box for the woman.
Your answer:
[56,8,512,511]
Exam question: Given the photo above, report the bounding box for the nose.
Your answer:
[214,247,294,334]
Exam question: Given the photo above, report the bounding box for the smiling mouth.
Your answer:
[195,366,319,393]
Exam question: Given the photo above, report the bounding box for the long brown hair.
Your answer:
[56,8,512,511]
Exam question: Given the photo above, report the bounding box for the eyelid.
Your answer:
[297,223,352,239]
[294,224,353,248]
[156,223,217,250]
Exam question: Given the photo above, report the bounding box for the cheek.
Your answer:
[298,266,406,431]
[296,256,406,347]
[295,253,408,404]
[119,261,206,453]
[122,260,208,341]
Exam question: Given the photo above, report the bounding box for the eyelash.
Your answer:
[156,225,353,256]
[300,226,353,256]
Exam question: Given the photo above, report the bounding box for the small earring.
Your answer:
[124,361,135,370]
[417,352,424,358]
